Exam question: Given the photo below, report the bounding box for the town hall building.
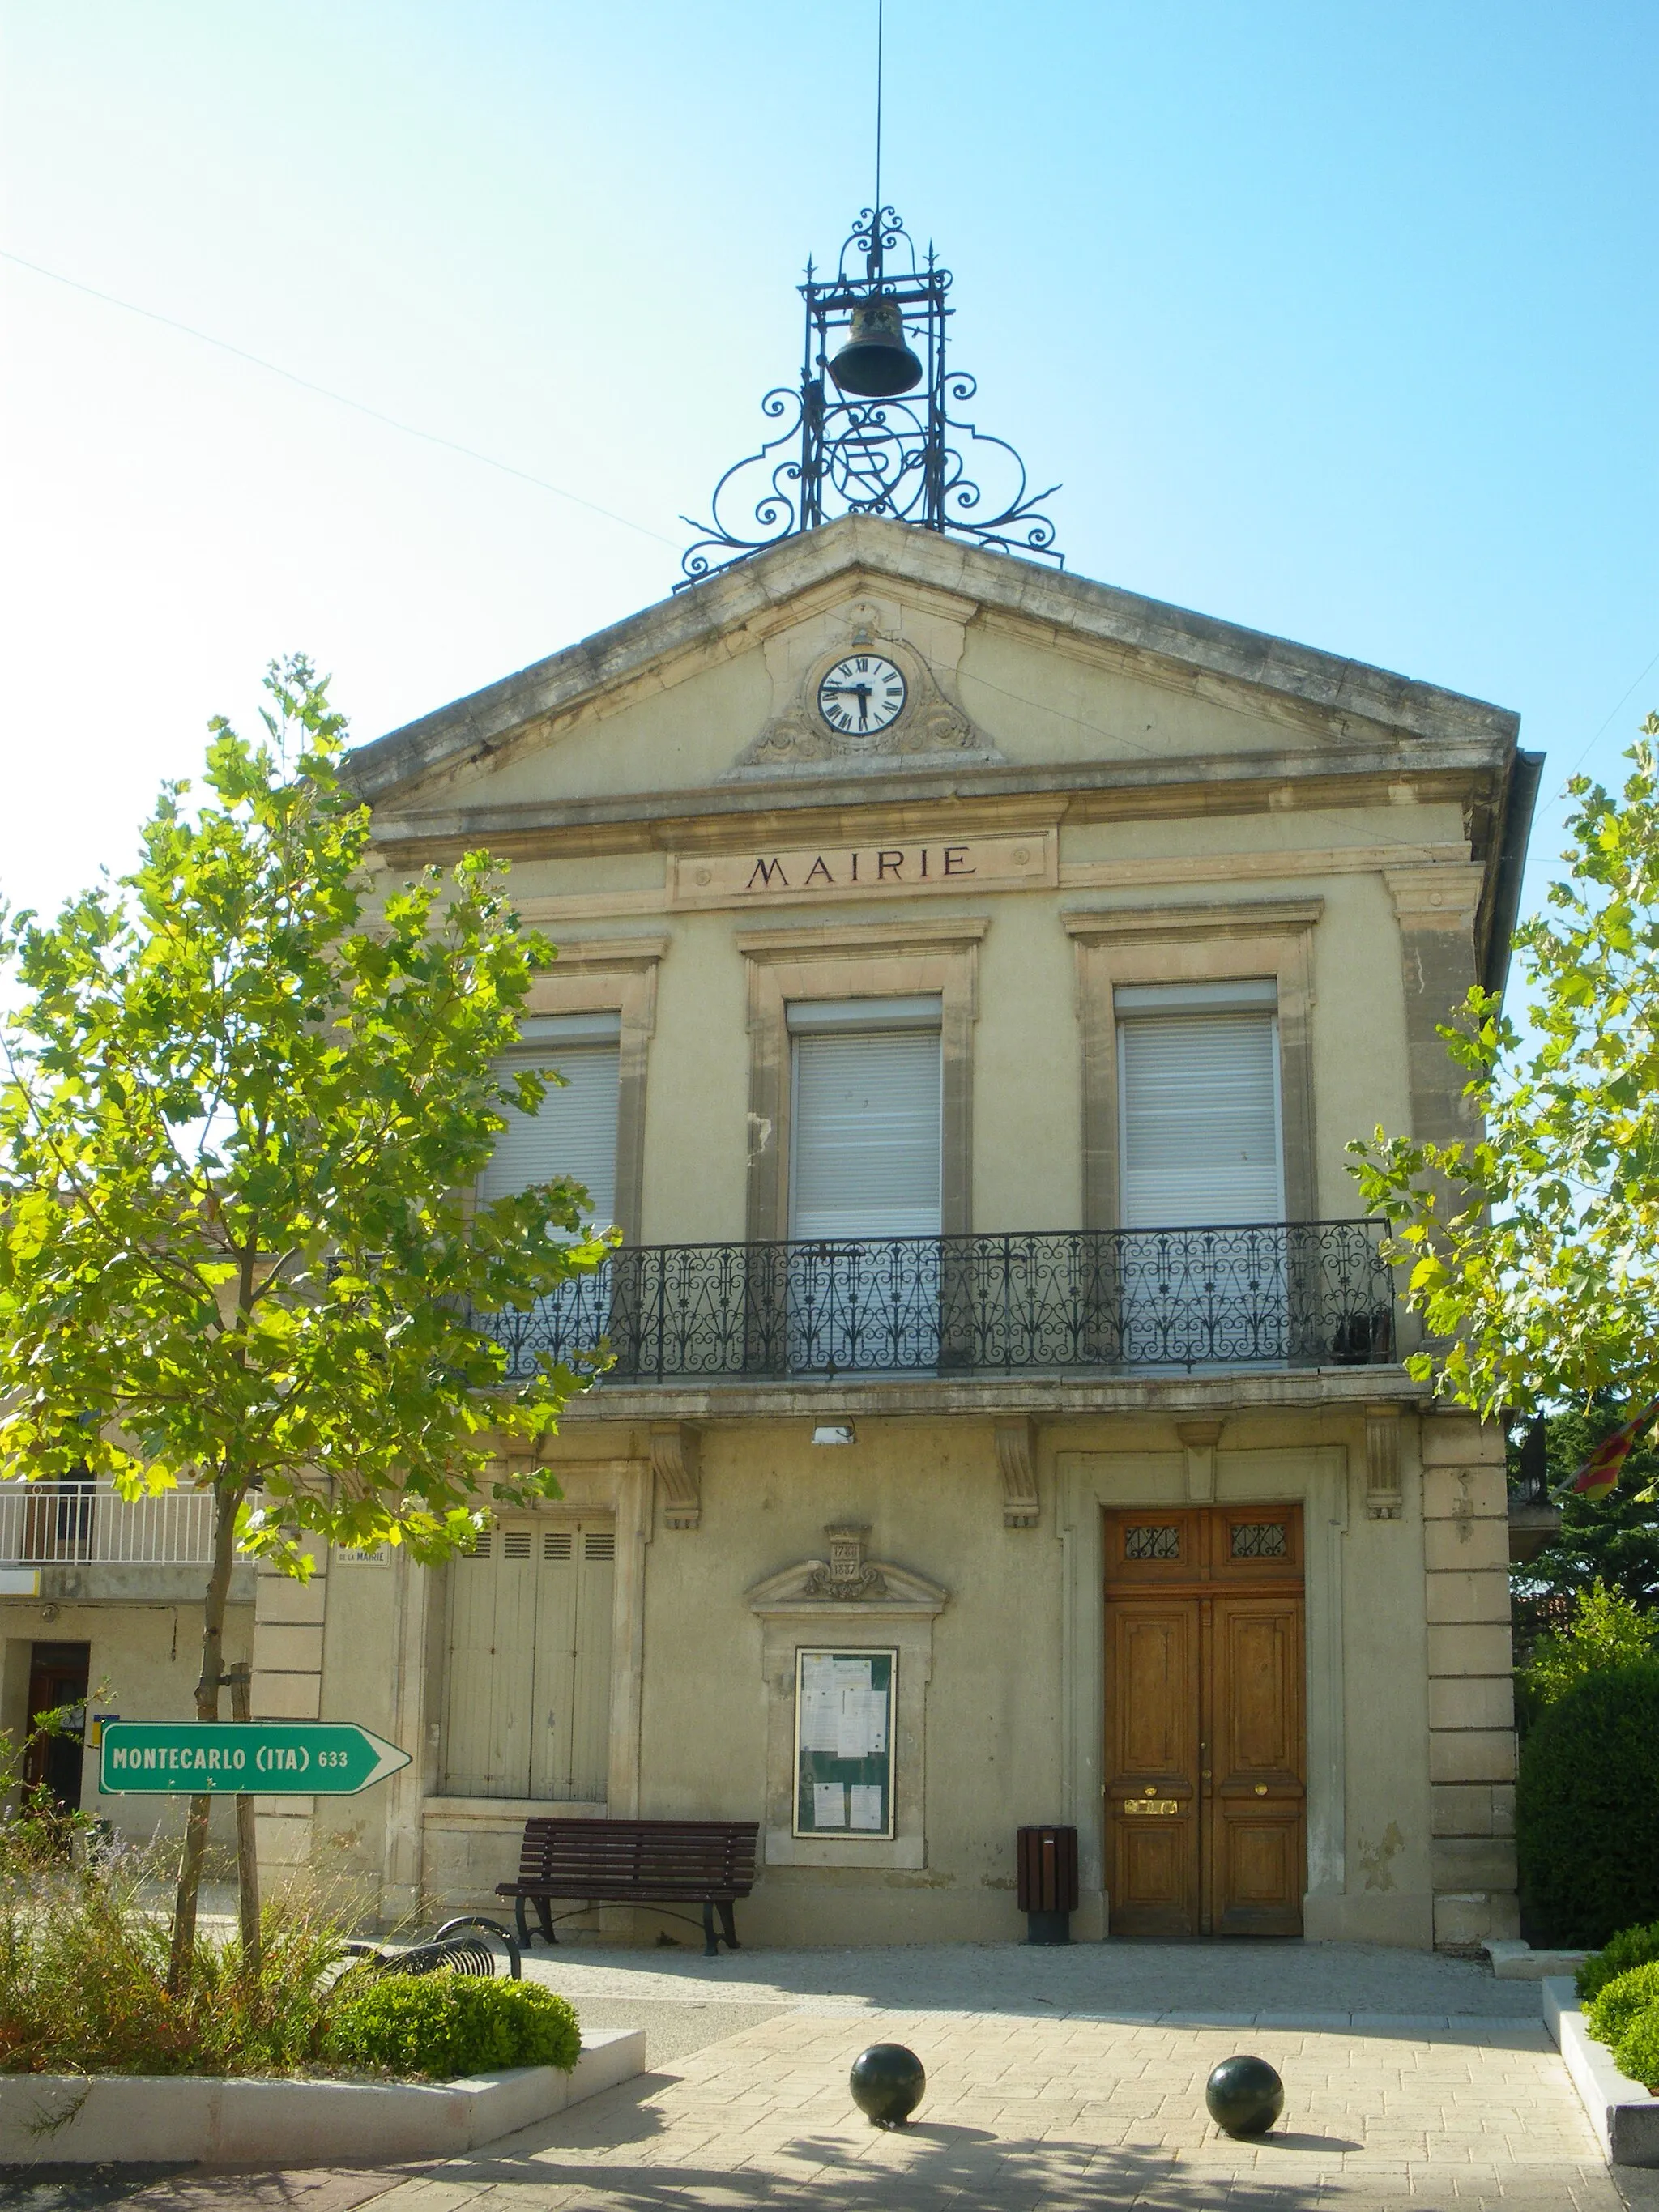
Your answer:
[0,210,1541,1952]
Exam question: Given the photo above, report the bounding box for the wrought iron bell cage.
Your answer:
[679,207,1061,586]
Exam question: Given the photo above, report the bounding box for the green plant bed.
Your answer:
[1589,1963,1659,2051]
[1578,1921,1659,2005]
[1614,2006,1659,2095]
[1516,1660,1659,1947]
[323,1975,580,2080]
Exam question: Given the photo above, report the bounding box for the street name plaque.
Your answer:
[100,1720,410,1796]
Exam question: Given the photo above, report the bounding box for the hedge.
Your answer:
[1516,1660,1659,1947]
[324,1976,580,2080]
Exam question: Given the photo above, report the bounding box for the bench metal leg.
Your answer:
[537,1897,557,1945]
[717,1899,740,1951]
[514,1894,531,1950]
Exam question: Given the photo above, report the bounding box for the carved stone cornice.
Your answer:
[1365,1404,1405,1519]
[723,624,999,782]
[1177,1420,1226,1504]
[1383,863,1485,933]
[747,1524,947,1616]
[650,1423,701,1531]
[994,1417,1040,1528]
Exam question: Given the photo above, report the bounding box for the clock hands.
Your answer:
[823,680,874,729]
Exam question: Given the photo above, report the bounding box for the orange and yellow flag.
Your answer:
[1563,1404,1659,1502]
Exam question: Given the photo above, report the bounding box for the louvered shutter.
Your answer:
[443,1517,615,1801]
[478,1042,620,1225]
[790,1028,942,1239]
[1118,1008,1283,1228]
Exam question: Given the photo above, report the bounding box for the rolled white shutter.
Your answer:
[791,1029,942,1239]
[1118,1012,1283,1227]
[478,1044,621,1225]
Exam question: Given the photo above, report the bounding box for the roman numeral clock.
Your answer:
[817,654,908,743]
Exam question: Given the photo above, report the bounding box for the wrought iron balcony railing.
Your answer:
[476,1220,1396,1383]
[0,1481,217,1566]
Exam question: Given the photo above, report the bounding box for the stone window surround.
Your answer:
[746,1551,949,1873]
[519,936,667,1246]
[1056,1443,1349,1939]
[736,916,988,1242]
[1062,899,1323,1229]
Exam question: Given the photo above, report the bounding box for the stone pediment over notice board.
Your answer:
[747,1525,948,1617]
[722,603,1001,782]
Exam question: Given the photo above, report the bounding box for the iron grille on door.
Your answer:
[441,1517,614,1801]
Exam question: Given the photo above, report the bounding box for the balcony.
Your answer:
[477,1220,1397,1384]
[0,1486,219,1592]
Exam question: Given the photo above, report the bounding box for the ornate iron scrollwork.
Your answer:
[679,207,1061,586]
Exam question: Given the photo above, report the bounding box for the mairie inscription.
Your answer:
[667,832,1055,910]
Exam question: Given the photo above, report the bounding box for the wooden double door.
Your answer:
[1105,1505,1305,1937]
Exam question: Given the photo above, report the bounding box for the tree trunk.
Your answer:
[228,1660,261,1975]
[168,1481,244,1994]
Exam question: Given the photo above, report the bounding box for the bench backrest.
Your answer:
[515,1818,759,1894]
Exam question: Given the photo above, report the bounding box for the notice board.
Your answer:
[793,1648,896,1839]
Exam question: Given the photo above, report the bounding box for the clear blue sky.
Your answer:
[2,2,1654,940]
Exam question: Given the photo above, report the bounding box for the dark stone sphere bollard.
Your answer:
[1205,2054,1285,2137]
[850,2042,927,2129]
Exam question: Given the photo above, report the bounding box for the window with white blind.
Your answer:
[441,1518,615,1801]
[478,1012,621,1226]
[787,998,943,1239]
[1116,981,1284,1228]
[785,997,943,1371]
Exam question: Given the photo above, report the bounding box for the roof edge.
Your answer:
[345,517,1521,804]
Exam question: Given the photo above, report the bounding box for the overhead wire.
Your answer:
[0,246,680,551]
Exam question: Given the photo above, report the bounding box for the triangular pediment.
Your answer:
[347,517,1518,840]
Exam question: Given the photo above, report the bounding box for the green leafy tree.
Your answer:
[1352,718,1659,1418]
[0,659,607,1985]
[1518,1583,1659,1725]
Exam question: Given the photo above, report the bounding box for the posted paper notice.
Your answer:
[812,1782,847,1829]
[848,1784,885,1831]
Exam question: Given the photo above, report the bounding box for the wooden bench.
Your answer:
[497,1817,760,1958]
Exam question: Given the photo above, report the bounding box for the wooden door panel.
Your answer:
[1107,1508,1306,1940]
[1213,1811,1303,1934]
[1114,1816,1195,1936]
[1107,1598,1200,1934]
[1115,1611,1193,1775]
[1214,1605,1301,1780]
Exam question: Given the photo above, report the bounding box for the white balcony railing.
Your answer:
[0,1481,217,1566]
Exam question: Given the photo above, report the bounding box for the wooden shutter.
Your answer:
[790,1025,942,1239]
[1118,990,1283,1228]
[478,1033,621,1225]
[442,1517,615,1801]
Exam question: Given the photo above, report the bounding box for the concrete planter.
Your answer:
[0,2026,643,2168]
[1544,1977,1659,2167]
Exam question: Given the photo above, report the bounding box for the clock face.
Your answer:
[817,654,907,739]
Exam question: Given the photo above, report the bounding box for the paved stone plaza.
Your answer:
[13,1944,1657,2211]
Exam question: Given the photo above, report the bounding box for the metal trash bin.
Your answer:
[1016,1823,1078,1945]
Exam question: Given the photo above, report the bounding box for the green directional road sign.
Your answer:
[100,1720,410,1796]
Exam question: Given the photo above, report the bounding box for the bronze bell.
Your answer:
[829,294,923,398]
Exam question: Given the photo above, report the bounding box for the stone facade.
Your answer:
[0,517,1539,1947]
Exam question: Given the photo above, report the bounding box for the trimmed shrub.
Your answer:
[323,1975,580,2080]
[1615,2005,1659,2095]
[1516,1660,1659,1947]
[1587,1962,1659,2050]
[1577,1920,1659,2005]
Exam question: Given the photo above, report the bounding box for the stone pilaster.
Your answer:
[250,1541,327,1881]
[1420,1413,1518,1949]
